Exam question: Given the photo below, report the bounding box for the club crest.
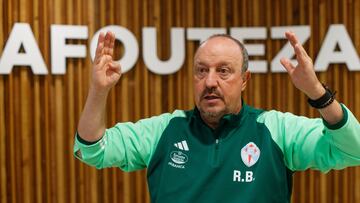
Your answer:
[241,142,260,167]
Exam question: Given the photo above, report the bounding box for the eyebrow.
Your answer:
[195,61,231,67]
[216,62,231,67]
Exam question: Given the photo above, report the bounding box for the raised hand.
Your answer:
[280,31,325,99]
[91,31,121,93]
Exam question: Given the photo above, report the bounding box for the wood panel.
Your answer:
[1,0,360,202]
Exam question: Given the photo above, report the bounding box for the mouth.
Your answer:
[203,95,222,101]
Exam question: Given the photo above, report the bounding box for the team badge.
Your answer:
[241,142,260,167]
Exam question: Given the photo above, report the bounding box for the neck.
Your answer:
[200,114,220,129]
[198,102,244,129]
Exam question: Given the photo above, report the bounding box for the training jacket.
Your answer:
[74,103,360,203]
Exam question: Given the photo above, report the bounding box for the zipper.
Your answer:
[212,138,220,167]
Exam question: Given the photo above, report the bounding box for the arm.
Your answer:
[74,110,186,171]
[280,31,343,125]
[74,32,187,171]
[258,106,360,172]
[274,31,360,171]
[77,31,121,142]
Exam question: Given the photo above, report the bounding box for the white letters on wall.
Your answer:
[230,27,267,73]
[0,24,359,75]
[143,27,185,75]
[51,25,88,74]
[0,23,48,74]
[271,26,310,72]
[314,24,360,71]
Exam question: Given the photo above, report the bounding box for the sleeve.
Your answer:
[257,104,360,173]
[73,110,186,172]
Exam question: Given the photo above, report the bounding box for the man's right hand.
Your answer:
[91,31,121,93]
[77,31,121,142]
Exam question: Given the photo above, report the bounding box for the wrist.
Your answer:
[89,84,111,97]
[306,83,326,100]
[307,83,336,109]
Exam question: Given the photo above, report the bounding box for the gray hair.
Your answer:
[200,34,249,72]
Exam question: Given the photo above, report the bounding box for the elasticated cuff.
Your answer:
[323,104,348,130]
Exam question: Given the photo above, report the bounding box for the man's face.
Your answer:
[193,37,249,120]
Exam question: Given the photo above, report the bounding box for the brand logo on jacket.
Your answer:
[174,140,189,151]
[168,140,190,169]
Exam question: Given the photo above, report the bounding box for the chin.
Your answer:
[199,106,226,118]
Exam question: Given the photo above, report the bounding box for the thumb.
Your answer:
[109,61,121,74]
[280,58,295,74]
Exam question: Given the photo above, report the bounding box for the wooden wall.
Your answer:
[1,0,360,202]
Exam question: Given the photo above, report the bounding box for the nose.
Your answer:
[205,70,219,89]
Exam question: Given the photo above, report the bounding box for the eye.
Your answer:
[195,65,208,78]
[199,67,207,73]
[217,66,232,78]
[219,68,228,73]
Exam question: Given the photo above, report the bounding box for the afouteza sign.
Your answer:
[0,23,359,75]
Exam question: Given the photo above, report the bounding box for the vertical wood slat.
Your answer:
[32,0,44,201]
[0,81,5,203]
[65,0,77,202]
[0,0,6,200]
[0,77,6,203]
[1,0,360,202]
[32,1,43,201]
[19,0,33,201]
[354,1,360,203]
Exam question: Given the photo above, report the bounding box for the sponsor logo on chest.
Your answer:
[168,140,189,169]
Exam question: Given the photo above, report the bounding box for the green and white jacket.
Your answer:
[74,103,360,203]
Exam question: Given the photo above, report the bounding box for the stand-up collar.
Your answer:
[191,100,249,128]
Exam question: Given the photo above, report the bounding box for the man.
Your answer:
[74,31,360,202]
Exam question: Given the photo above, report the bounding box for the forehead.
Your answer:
[194,37,243,66]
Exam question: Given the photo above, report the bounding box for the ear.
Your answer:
[241,70,251,91]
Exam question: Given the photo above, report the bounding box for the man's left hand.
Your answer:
[280,31,325,100]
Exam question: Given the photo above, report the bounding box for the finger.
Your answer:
[108,62,122,83]
[280,58,295,74]
[95,55,112,71]
[103,31,112,56]
[109,32,115,49]
[294,44,305,58]
[294,43,312,66]
[295,43,310,58]
[109,61,121,74]
[95,32,105,61]
[109,69,122,83]
[109,32,115,56]
[285,31,299,48]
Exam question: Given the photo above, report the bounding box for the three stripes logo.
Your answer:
[169,140,190,169]
[174,140,189,151]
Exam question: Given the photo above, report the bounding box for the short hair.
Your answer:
[199,34,249,72]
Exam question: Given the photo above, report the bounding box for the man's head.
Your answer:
[193,34,250,128]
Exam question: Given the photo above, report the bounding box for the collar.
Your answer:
[191,100,249,128]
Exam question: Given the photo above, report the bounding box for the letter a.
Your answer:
[0,23,48,74]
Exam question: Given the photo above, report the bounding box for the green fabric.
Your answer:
[73,103,360,202]
[256,104,360,172]
[76,132,101,145]
[74,110,186,171]
[146,105,293,203]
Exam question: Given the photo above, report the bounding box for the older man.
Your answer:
[74,31,360,202]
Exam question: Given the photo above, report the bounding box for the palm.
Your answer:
[92,32,121,91]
